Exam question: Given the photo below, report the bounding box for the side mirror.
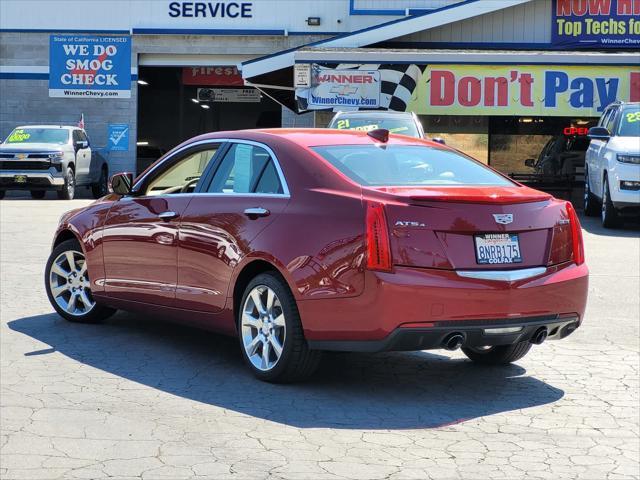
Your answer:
[524,158,535,168]
[431,137,446,145]
[109,172,134,195]
[75,140,89,149]
[587,126,610,141]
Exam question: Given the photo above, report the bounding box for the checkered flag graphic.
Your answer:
[296,63,426,112]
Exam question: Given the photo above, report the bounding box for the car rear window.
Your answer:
[618,106,640,137]
[329,117,420,138]
[312,145,514,187]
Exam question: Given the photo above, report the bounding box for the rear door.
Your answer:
[176,140,290,313]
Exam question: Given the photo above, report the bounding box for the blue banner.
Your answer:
[49,35,131,98]
[107,124,129,151]
[552,0,640,49]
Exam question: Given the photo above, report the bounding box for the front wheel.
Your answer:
[57,167,75,200]
[45,239,116,323]
[238,272,321,383]
[601,175,620,228]
[462,341,532,365]
[0,190,6,200]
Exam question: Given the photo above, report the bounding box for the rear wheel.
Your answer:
[45,239,116,323]
[238,272,321,383]
[583,165,599,216]
[601,174,620,228]
[462,341,532,365]
[30,190,46,199]
[57,167,75,200]
[91,166,109,198]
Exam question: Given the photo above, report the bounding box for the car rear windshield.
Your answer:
[4,128,69,145]
[329,117,420,138]
[618,106,640,137]
[312,145,514,187]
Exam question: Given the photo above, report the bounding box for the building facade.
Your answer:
[1,0,638,177]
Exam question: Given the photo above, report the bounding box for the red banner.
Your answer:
[182,66,244,86]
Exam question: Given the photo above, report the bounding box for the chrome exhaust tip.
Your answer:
[443,333,465,351]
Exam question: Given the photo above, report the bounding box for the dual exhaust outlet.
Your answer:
[441,326,548,351]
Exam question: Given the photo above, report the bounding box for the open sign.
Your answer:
[563,127,589,136]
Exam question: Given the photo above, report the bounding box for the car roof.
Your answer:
[14,125,79,130]
[196,128,444,149]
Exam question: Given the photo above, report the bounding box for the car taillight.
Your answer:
[566,202,585,265]
[366,202,392,272]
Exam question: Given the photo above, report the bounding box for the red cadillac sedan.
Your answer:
[45,129,588,382]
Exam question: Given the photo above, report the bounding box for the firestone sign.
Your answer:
[49,35,131,98]
[552,0,640,49]
[408,64,640,116]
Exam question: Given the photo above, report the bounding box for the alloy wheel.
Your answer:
[48,250,94,316]
[241,285,286,371]
[67,170,76,199]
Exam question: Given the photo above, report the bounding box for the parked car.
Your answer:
[0,125,109,200]
[585,101,640,227]
[329,111,426,138]
[44,128,588,382]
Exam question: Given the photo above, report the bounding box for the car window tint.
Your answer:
[312,145,513,187]
[618,106,640,137]
[146,147,218,195]
[207,143,283,194]
[604,108,618,133]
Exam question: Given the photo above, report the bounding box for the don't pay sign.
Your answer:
[49,35,131,98]
[408,65,639,117]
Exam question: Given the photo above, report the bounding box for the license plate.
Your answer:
[13,175,27,184]
[474,233,522,265]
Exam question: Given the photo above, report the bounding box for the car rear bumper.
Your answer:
[308,314,580,352]
[298,262,588,350]
[0,170,65,189]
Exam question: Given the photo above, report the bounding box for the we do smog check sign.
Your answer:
[49,35,131,98]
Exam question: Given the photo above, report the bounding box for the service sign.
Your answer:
[552,0,640,49]
[409,64,640,117]
[307,67,381,109]
[49,35,131,98]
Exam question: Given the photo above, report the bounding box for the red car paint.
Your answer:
[52,129,588,346]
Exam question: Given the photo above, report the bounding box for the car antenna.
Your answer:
[367,128,389,143]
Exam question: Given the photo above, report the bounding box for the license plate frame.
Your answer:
[474,233,522,265]
[13,175,27,184]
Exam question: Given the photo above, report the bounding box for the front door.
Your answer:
[102,144,220,306]
[176,141,290,313]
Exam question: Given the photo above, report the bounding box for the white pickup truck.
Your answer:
[0,125,109,200]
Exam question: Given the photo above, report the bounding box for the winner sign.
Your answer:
[49,35,132,98]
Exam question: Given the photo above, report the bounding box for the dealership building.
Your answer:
[0,0,638,179]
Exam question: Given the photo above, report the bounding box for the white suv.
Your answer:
[585,102,640,228]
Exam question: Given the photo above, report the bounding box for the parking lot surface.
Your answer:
[1,198,638,480]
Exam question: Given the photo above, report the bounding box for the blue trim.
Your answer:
[0,28,130,34]
[348,0,467,16]
[0,73,49,80]
[294,59,639,66]
[132,28,284,35]
[382,40,637,51]
[288,31,343,36]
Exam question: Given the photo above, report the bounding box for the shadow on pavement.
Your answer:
[9,312,564,430]
[579,213,640,237]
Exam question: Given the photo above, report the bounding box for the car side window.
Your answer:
[604,107,618,134]
[77,130,89,145]
[145,146,219,195]
[72,130,80,144]
[599,108,613,128]
[206,143,283,195]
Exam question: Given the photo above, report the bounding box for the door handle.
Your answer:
[158,211,179,221]
[244,207,270,217]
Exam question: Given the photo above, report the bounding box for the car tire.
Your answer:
[462,341,532,365]
[583,165,600,216]
[601,174,620,229]
[45,238,116,323]
[30,190,46,199]
[237,272,321,383]
[0,190,5,200]
[57,167,76,200]
[91,166,109,199]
